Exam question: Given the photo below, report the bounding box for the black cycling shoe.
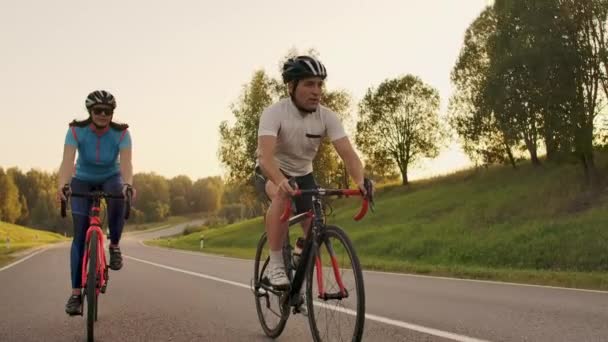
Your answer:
[65,294,82,316]
[109,246,123,270]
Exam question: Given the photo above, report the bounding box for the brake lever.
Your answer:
[288,178,298,191]
[62,184,71,197]
[363,178,375,213]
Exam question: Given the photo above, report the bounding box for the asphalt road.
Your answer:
[0,223,606,341]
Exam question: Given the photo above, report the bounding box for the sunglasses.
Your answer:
[91,107,114,116]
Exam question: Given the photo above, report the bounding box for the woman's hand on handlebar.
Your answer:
[57,184,71,202]
[122,184,135,201]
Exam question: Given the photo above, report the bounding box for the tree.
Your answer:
[133,173,170,222]
[558,0,607,184]
[168,175,193,215]
[205,176,225,211]
[190,177,224,213]
[218,204,245,224]
[29,190,58,231]
[481,0,608,183]
[448,6,518,168]
[217,70,279,217]
[0,168,23,223]
[490,0,607,182]
[170,196,189,216]
[6,167,30,224]
[24,170,54,210]
[356,75,444,185]
[313,90,353,189]
[523,0,579,162]
[363,153,400,184]
[484,0,548,165]
[218,70,278,186]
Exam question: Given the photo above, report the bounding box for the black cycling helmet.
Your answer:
[85,90,117,110]
[282,56,327,83]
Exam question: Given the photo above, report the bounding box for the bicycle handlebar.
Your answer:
[69,191,125,199]
[60,187,133,220]
[280,188,372,222]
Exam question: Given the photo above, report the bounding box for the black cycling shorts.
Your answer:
[253,166,317,214]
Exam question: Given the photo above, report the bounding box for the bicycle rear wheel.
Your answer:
[306,225,365,342]
[86,230,98,342]
[253,232,290,338]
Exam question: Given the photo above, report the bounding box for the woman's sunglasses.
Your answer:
[91,107,114,116]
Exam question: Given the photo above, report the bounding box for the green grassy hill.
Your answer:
[0,221,66,267]
[148,156,608,290]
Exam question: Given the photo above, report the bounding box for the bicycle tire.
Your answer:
[253,232,289,338]
[86,230,98,342]
[306,225,365,342]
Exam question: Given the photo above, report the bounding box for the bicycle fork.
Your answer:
[81,226,108,296]
[315,239,348,301]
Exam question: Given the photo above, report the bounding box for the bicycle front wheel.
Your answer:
[253,232,289,338]
[86,230,98,342]
[306,225,365,342]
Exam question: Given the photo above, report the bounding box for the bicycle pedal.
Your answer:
[67,309,83,317]
[274,284,291,291]
[261,277,290,291]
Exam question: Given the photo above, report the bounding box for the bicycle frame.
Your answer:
[60,187,132,342]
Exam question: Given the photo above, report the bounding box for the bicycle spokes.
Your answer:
[315,240,350,300]
[315,256,325,297]
[327,240,348,298]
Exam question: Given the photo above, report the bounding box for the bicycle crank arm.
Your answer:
[257,280,288,298]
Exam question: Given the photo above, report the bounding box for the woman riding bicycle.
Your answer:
[56,90,133,315]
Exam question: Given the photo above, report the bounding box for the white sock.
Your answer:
[269,250,284,267]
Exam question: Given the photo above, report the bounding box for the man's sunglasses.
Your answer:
[91,107,114,116]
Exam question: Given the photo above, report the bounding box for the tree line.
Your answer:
[449,0,608,185]
[0,167,226,234]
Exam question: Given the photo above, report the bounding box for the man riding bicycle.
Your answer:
[56,90,134,315]
[254,55,373,289]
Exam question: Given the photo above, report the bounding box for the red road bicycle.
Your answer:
[61,187,132,342]
[253,180,374,341]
